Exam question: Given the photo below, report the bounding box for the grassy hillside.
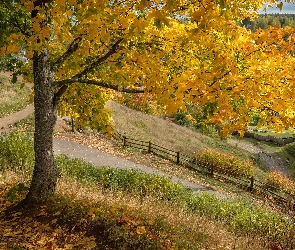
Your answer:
[106,101,253,159]
[107,100,295,178]
[0,132,294,249]
[0,74,31,118]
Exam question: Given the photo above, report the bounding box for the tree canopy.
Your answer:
[1,0,295,202]
[2,0,292,133]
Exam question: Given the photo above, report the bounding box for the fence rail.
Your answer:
[113,130,295,209]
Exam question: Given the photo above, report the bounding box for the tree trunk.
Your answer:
[24,49,58,204]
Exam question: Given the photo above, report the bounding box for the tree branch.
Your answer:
[54,77,145,93]
[53,84,68,110]
[51,36,83,73]
[73,38,124,78]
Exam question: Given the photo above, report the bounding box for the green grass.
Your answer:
[0,131,295,248]
[0,74,31,118]
[248,126,295,138]
[0,131,34,173]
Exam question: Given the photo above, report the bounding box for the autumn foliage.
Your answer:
[2,0,295,134]
[1,0,295,203]
[113,92,164,116]
[266,171,295,195]
[195,149,254,178]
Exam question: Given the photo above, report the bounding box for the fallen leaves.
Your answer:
[0,191,97,249]
[136,226,146,235]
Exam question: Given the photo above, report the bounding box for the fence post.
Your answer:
[71,118,75,132]
[148,141,151,153]
[176,152,180,164]
[210,165,214,177]
[249,176,254,191]
[123,136,126,147]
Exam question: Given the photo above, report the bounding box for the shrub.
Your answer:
[195,148,254,178]
[266,171,295,195]
[168,112,193,127]
[285,142,295,156]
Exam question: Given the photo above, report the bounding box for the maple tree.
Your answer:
[1,0,295,204]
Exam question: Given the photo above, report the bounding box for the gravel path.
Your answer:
[53,138,222,197]
[0,72,34,132]
[0,104,34,132]
[0,71,291,198]
[228,138,291,177]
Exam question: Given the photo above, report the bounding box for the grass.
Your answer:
[107,101,252,158]
[0,74,31,118]
[53,159,295,249]
[234,136,295,178]
[107,101,295,180]
[248,126,295,138]
[107,101,268,176]
[1,131,295,248]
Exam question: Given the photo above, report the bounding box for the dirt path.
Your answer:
[0,71,290,196]
[0,72,34,132]
[53,138,223,197]
[228,138,290,177]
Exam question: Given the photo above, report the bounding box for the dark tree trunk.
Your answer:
[24,49,58,204]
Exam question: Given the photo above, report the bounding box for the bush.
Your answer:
[199,124,219,138]
[266,171,295,195]
[0,131,34,173]
[195,148,254,178]
[168,112,193,127]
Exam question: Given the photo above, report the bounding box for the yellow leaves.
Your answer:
[277,2,283,11]
[66,9,74,16]
[2,0,294,134]
[136,226,146,235]
[40,26,51,39]
[150,10,167,21]
[68,0,77,6]
[38,210,48,216]
[25,2,35,12]
[55,0,66,9]
[5,44,19,54]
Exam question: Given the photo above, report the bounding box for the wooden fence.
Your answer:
[113,131,295,209]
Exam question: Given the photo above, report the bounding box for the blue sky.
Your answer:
[260,2,295,14]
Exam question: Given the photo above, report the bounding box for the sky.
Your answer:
[259,2,295,14]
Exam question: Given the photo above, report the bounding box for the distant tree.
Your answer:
[246,14,295,31]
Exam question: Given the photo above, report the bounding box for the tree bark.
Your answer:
[24,49,58,204]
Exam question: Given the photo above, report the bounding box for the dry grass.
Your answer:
[56,178,271,250]
[106,101,258,161]
[0,75,31,118]
[0,172,272,250]
[106,101,209,156]
[54,120,237,195]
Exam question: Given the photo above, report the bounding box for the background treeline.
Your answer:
[243,14,295,31]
